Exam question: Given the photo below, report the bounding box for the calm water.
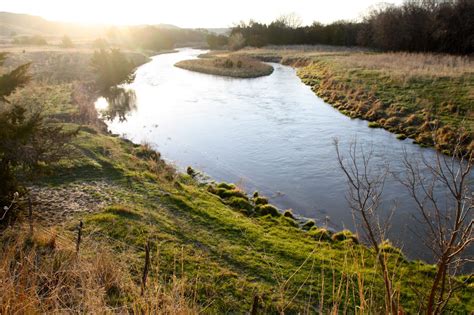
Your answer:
[96,48,466,263]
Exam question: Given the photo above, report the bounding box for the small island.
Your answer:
[175,56,274,78]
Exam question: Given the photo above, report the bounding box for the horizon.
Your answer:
[1,0,404,28]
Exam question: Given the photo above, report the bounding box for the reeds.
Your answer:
[0,226,198,314]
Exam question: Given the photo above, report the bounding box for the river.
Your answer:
[96,48,468,263]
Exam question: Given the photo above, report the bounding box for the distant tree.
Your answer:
[275,13,303,29]
[60,35,74,48]
[0,54,30,103]
[92,38,109,49]
[231,0,473,54]
[206,34,228,49]
[90,49,136,92]
[132,26,175,51]
[228,33,246,51]
[12,35,47,46]
[0,53,75,214]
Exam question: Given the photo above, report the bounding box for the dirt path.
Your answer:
[27,181,120,225]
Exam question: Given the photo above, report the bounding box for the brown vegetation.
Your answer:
[175,56,273,78]
[0,226,198,314]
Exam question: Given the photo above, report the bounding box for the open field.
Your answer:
[234,46,474,154]
[1,48,473,313]
[0,45,150,83]
[175,55,273,78]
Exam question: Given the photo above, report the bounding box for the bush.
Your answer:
[0,54,75,210]
[217,182,235,190]
[61,35,74,48]
[206,34,228,49]
[186,166,197,178]
[254,196,268,205]
[281,216,298,227]
[283,209,296,219]
[227,197,254,214]
[309,227,332,241]
[91,49,136,93]
[223,59,234,68]
[134,144,160,161]
[256,204,280,217]
[228,33,246,51]
[332,230,359,243]
[379,240,403,256]
[214,188,248,200]
[368,121,381,128]
[12,35,47,46]
[302,220,315,230]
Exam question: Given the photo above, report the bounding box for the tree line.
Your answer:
[224,0,473,54]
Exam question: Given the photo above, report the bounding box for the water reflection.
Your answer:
[99,87,137,122]
[95,48,471,264]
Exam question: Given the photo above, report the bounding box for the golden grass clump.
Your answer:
[0,226,198,314]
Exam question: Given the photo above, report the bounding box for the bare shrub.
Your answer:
[398,140,473,314]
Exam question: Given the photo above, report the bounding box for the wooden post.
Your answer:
[250,294,260,315]
[76,221,83,254]
[28,196,33,235]
[141,240,150,296]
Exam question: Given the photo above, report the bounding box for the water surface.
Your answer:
[97,48,465,262]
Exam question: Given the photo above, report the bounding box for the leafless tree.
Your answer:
[398,141,473,314]
[334,139,399,314]
[276,13,303,29]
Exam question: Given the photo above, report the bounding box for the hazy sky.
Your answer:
[1,0,404,28]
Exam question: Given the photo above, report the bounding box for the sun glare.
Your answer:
[2,0,403,28]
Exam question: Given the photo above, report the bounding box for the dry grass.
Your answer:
[336,52,474,79]
[0,47,149,83]
[239,45,369,57]
[0,225,198,314]
[175,56,273,78]
[234,45,473,154]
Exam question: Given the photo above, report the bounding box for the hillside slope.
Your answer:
[1,49,473,313]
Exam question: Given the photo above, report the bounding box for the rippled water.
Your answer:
[96,48,466,262]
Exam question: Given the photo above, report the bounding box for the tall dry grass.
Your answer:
[0,225,198,314]
[267,239,407,314]
[337,52,474,79]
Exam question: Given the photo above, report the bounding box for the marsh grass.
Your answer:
[0,226,198,314]
[175,56,273,78]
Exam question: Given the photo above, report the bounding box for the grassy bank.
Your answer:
[1,48,473,313]
[175,55,273,78]
[234,46,474,154]
[7,103,474,312]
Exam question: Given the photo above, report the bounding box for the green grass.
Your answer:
[296,56,473,154]
[36,124,451,312]
[9,62,474,313]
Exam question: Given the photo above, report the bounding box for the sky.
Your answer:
[1,0,404,28]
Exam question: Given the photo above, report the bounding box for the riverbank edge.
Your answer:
[4,48,473,312]
[231,50,472,156]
